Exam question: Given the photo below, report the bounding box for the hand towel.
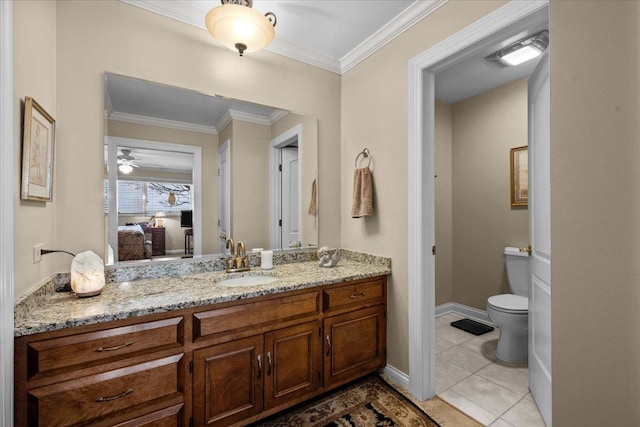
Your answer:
[308,179,318,216]
[351,167,373,218]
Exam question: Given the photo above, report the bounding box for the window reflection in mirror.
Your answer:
[104,73,318,265]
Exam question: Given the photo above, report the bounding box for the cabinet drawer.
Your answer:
[28,353,184,426]
[323,278,385,311]
[194,292,319,341]
[27,317,183,377]
[111,403,184,427]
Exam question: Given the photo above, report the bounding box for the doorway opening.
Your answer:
[407,1,551,425]
[270,124,303,250]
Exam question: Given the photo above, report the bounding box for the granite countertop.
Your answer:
[15,257,391,337]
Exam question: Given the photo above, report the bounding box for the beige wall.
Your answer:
[272,112,319,248]
[229,120,271,250]
[551,1,640,424]
[435,100,453,306]
[107,119,218,254]
[341,0,508,374]
[12,0,341,297]
[13,1,60,296]
[451,79,529,309]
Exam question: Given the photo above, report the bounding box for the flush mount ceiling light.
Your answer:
[485,30,549,67]
[205,0,277,57]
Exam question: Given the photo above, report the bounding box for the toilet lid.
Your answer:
[488,294,528,312]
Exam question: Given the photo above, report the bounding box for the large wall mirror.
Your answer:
[104,73,318,265]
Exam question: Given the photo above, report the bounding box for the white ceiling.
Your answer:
[120,0,447,74]
[434,6,549,103]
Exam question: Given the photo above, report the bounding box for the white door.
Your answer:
[218,141,230,253]
[280,147,299,247]
[528,52,552,426]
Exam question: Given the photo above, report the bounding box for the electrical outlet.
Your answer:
[34,244,44,263]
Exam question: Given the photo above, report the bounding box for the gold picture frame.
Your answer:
[21,97,56,202]
[510,146,528,208]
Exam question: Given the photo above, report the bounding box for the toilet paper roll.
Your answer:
[260,250,273,270]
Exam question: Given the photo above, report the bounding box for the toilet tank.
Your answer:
[504,247,530,297]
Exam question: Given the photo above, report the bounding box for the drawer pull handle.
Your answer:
[257,354,262,379]
[326,335,331,356]
[95,388,134,403]
[95,341,134,352]
[349,293,366,299]
[267,351,272,376]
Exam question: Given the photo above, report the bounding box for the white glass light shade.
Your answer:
[118,163,133,174]
[205,4,275,54]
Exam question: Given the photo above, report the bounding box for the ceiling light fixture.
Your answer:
[205,0,277,57]
[118,163,133,174]
[485,30,549,67]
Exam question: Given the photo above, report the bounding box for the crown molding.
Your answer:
[340,0,449,74]
[120,0,448,76]
[216,110,232,133]
[121,0,204,29]
[107,111,219,135]
[265,37,341,74]
[270,109,288,124]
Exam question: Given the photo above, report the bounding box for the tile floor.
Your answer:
[436,313,546,427]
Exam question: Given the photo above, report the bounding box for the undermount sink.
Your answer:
[216,275,279,287]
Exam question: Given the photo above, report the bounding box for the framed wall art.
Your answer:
[21,97,55,202]
[510,146,528,208]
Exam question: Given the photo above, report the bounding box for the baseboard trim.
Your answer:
[381,364,410,389]
[436,302,494,326]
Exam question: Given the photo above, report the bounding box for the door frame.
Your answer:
[0,1,14,424]
[407,0,549,400]
[217,139,231,253]
[270,124,303,250]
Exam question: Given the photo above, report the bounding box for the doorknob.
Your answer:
[519,245,532,256]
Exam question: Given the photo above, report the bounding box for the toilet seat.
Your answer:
[488,294,528,314]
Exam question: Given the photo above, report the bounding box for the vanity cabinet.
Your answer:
[15,275,387,427]
[322,277,387,389]
[15,315,187,427]
[193,321,321,427]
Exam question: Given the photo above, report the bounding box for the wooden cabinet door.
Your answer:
[193,336,263,427]
[264,321,321,410]
[323,306,386,389]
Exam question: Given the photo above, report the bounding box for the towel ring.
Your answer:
[355,148,371,168]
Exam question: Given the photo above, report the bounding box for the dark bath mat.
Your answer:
[450,318,494,336]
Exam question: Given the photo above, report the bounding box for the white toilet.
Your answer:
[486,247,530,363]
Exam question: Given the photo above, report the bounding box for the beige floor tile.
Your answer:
[436,356,473,391]
[460,331,499,360]
[436,313,465,328]
[438,346,494,373]
[450,375,522,417]
[491,419,515,427]
[436,325,476,345]
[476,362,530,397]
[501,398,546,427]
[524,392,534,401]
[437,334,458,354]
[439,389,498,426]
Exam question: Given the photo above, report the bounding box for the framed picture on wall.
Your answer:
[21,97,56,202]
[510,146,528,208]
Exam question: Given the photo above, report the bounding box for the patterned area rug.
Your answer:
[254,375,440,427]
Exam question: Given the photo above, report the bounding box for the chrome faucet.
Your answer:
[225,238,250,273]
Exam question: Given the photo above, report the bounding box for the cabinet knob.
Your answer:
[267,351,272,376]
[326,335,331,356]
